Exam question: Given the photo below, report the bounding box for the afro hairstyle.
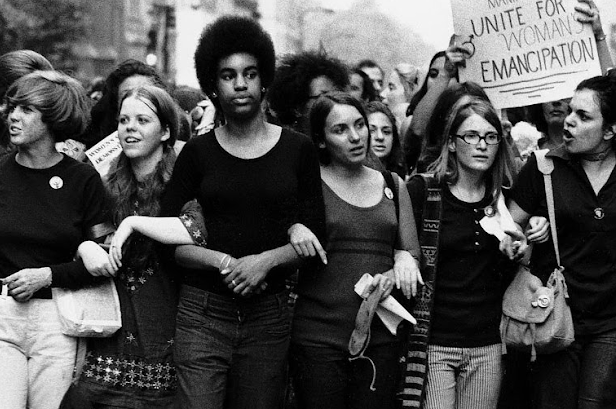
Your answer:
[194,15,275,98]
[267,51,349,126]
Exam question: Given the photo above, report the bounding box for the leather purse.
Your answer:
[500,150,574,361]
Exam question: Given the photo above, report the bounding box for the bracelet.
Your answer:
[219,254,231,273]
[595,33,607,42]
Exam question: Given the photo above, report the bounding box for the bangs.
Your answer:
[6,85,47,110]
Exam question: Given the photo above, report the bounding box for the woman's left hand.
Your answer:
[393,250,423,299]
[224,253,272,297]
[109,217,136,269]
[500,229,529,261]
[368,273,395,302]
[288,223,327,264]
[575,0,603,36]
[526,216,549,243]
[3,267,52,302]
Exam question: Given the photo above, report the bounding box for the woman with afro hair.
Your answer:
[267,50,349,133]
[152,15,326,409]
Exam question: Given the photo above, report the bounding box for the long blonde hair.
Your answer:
[428,95,515,203]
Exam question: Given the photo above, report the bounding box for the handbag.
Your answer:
[500,150,574,361]
[53,278,122,337]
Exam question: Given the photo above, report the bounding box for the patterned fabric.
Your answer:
[82,351,176,391]
[398,174,441,408]
[179,199,207,247]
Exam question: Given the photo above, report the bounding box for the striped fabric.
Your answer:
[398,174,442,408]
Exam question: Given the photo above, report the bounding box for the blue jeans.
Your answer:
[424,343,503,409]
[499,329,616,409]
[173,285,291,409]
[289,342,401,409]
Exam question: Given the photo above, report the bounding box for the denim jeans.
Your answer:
[424,343,503,409]
[0,296,76,409]
[289,342,401,409]
[500,329,616,409]
[174,285,291,409]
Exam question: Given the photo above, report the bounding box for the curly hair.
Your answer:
[5,70,90,142]
[268,51,349,127]
[350,68,378,102]
[365,101,407,177]
[84,60,166,148]
[194,15,275,99]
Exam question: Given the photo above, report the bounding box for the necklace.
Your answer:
[581,146,613,162]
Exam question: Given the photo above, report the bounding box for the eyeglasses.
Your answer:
[453,131,502,145]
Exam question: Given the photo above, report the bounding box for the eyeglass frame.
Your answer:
[451,131,502,145]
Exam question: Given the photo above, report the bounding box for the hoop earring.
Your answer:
[261,87,266,94]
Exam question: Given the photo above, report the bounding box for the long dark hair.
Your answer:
[407,51,448,116]
[106,85,179,269]
[309,92,370,165]
[365,101,406,177]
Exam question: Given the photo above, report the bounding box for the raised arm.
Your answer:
[575,0,614,73]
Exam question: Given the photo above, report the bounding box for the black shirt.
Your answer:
[511,146,616,335]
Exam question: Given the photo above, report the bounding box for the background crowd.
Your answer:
[1,0,616,408]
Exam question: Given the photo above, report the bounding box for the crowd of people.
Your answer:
[1,0,615,408]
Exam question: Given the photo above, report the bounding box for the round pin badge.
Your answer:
[484,206,495,217]
[384,187,394,200]
[49,176,63,190]
[594,207,605,220]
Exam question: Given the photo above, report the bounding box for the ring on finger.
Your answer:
[232,279,237,286]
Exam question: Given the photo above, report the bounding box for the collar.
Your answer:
[545,144,570,161]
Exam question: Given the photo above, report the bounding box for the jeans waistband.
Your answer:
[180,284,288,311]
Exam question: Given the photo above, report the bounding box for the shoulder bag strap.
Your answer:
[382,171,399,221]
[398,173,441,407]
[534,150,561,266]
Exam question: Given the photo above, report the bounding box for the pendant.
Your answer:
[594,207,605,220]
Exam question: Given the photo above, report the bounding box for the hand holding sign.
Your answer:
[574,0,604,37]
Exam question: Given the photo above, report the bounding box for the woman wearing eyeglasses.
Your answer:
[403,93,519,409]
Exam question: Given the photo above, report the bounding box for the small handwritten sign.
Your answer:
[85,131,122,178]
[451,0,601,108]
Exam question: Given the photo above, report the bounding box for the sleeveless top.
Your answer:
[292,179,399,351]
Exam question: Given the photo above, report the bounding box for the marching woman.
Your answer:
[290,92,421,409]
[157,16,325,409]
[504,74,616,409]
[0,71,109,408]
[366,100,407,178]
[404,94,517,409]
[61,85,193,408]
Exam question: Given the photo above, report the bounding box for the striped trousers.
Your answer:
[424,343,502,409]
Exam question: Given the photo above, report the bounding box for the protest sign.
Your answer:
[450,0,601,108]
[85,131,122,179]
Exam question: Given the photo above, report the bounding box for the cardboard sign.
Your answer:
[85,131,122,178]
[451,0,601,108]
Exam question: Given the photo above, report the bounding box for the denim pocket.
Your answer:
[176,291,207,327]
